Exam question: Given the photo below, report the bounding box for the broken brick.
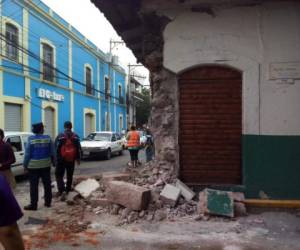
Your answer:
[160,184,181,207]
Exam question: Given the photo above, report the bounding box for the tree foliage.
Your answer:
[136,87,151,127]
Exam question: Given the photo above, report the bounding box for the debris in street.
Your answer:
[24,216,48,225]
[234,202,247,217]
[232,192,245,202]
[175,179,195,201]
[102,172,131,183]
[160,184,181,207]
[198,188,234,218]
[105,181,151,211]
[74,178,100,198]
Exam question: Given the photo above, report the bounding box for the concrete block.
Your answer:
[160,184,181,207]
[102,172,131,184]
[175,179,195,201]
[234,202,247,217]
[198,188,234,218]
[74,178,100,198]
[232,192,245,202]
[106,181,151,211]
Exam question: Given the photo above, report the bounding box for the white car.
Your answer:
[81,131,123,160]
[4,131,33,177]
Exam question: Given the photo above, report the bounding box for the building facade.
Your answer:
[94,0,300,199]
[0,0,127,139]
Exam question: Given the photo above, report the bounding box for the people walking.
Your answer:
[0,129,16,189]
[55,121,81,201]
[23,122,55,211]
[126,125,141,168]
[0,175,24,250]
[145,128,154,162]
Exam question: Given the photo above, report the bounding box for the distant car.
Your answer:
[4,131,33,177]
[81,131,123,160]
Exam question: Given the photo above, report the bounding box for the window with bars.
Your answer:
[105,77,110,100]
[5,23,18,61]
[86,66,93,95]
[42,43,55,82]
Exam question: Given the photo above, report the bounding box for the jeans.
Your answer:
[129,149,139,161]
[55,161,75,194]
[145,146,154,162]
[28,167,52,206]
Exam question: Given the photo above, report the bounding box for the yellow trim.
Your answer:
[2,95,29,131]
[42,101,58,137]
[1,17,23,63]
[113,71,116,131]
[245,199,300,209]
[22,8,29,70]
[83,108,96,137]
[68,39,74,124]
[40,38,56,82]
[97,59,101,130]
[0,69,4,128]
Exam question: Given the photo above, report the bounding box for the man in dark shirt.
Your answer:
[0,175,24,250]
[55,121,81,201]
[0,129,16,189]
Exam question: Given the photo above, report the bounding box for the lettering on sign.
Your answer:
[269,62,300,80]
[37,88,64,102]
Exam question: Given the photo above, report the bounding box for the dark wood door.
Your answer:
[179,66,242,184]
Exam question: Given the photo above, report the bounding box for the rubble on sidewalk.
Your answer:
[55,161,247,226]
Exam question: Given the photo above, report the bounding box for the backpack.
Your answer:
[60,133,77,162]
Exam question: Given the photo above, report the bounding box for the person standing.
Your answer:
[0,129,16,189]
[145,128,154,162]
[0,175,24,250]
[126,125,140,168]
[23,122,55,211]
[55,121,81,201]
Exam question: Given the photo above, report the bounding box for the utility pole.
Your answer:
[107,39,124,131]
[128,64,145,127]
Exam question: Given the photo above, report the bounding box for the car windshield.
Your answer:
[85,133,111,141]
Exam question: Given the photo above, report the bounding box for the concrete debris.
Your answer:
[102,172,131,184]
[198,189,234,218]
[74,178,100,198]
[175,179,195,201]
[160,184,181,207]
[259,190,269,199]
[154,210,167,221]
[90,198,111,208]
[234,202,247,217]
[232,192,245,203]
[106,181,151,211]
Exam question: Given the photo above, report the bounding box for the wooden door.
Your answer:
[179,66,242,184]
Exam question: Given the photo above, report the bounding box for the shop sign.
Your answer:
[37,88,64,102]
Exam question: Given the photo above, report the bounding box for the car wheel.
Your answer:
[105,148,111,160]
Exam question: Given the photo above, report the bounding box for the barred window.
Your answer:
[86,66,93,95]
[5,23,18,61]
[42,43,55,82]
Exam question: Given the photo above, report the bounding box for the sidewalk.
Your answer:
[14,180,300,250]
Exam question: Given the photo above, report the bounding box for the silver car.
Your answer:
[81,131,123,160]
[4,131,33,176]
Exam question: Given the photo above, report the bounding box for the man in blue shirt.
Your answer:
[23,122,55,210]
[0,175,24,250]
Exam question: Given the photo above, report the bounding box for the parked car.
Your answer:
[4,131,33,177]
[81,131,123,160]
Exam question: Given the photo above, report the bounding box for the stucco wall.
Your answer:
[162,1,300,136]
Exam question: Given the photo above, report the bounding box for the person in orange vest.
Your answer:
[126,125,141,168]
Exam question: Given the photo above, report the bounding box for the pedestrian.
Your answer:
[55,121,81,201]
[23,122,55,211]
[0,129,16,189]
[0,175,24,250]
[126,125,140,168]
[145,128,154,162]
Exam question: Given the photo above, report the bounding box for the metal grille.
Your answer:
[5,103,22,131]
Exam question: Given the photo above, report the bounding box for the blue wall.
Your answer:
[1,0,127,138]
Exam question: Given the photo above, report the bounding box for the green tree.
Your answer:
[136,87,151,127]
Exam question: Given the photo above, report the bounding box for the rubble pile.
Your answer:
[64,162,247,225]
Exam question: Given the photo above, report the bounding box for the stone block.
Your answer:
[198,188,234,218]
[102,172,131,184]
[175,179,195,201]
[160,184,181,207]
[106,181,151,211]
[74,179,100,198]
[232,192,245,202]
[234,202,247,217]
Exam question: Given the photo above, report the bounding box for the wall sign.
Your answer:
[37,88,64,102]
[269,62,300,80]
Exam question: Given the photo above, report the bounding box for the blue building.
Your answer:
[0,0,127,139]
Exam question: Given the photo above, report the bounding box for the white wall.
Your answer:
[161,1,300,136]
